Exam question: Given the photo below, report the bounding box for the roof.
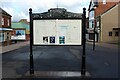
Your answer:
[32,8,82,19]
[100,1,120,16]
[19,19,29,24]
[11,22,29,31]
[0,8,12,17]
[88,0,120,17]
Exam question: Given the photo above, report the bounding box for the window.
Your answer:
[97,21,99,27]
[89,11,94,20]
[115,32,119,36]
[2,17,4,25]
[8,19,10,26]
[89,20,94,28]
[0,33,2,42]
[5,32,8,41]
[7,33,9,40]
[109,32,112,36]
[103,0,106,4]
[0,32,5,42]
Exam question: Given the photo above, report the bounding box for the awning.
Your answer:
[0,28,13,31]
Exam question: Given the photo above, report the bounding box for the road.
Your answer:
[2,43,118,79]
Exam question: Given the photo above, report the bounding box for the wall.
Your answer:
[2,14,11,28]
[101,4,119,42]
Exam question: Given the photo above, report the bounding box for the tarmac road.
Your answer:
[2,42,119,79]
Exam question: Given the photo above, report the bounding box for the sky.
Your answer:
[1,0,90,22]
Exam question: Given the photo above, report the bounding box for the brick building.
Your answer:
[0,8,12,46]
[87,0,120,43]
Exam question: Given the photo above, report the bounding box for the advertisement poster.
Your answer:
[11,30,26,40]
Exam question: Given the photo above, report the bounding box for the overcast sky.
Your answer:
[1,0,90,22]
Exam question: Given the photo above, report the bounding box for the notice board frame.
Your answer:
[29,8,86,76]
[30,14,83,46]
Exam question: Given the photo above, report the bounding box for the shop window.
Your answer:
[59,36,65,44]
[0,32,5,42]
[115,32,119,36]
[43,37,48,43]
[109,32,112,36]
[50,36,55,43]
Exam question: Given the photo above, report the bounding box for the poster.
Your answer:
[50,37,55,43]
[11,30,26,40]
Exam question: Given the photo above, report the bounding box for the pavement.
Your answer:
[1,41,119,79]
[0,41,30,54]
[86,42,119,50]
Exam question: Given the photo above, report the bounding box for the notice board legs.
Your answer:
[30,46,34,74]
[29,8,34,74]
[81,8,86,76]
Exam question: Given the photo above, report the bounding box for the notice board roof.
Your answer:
[32,8,82,19]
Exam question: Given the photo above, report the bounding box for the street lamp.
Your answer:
[92,5,98,51]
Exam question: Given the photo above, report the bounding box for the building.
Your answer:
[19,19,29,24]
[88,0,120,43]
[19,19,30,40]
[11,22,30,41]
[0,8,12,46]
[99,2,120,43]
[31,8,83,45]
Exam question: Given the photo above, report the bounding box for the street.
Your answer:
[2,42,118,79]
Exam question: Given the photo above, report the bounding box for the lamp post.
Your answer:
[93,20,96,51]
[81,8,86,77]
[92,6,97,51]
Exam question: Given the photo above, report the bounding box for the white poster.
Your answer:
[33,19,82,45]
